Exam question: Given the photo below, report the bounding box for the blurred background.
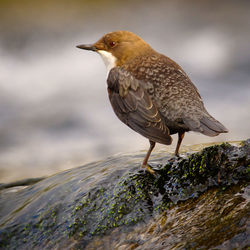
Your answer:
[0,0,249,183]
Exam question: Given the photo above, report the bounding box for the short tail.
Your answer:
[199,114,228,136]
[184,112,228,137]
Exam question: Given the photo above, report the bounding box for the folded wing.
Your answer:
[107,67,172,145]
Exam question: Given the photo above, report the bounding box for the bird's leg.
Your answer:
[141,140,156,174]
[175,132,185,156]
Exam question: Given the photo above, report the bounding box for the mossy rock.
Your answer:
[0,139,249,249]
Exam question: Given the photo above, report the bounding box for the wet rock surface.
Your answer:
[0,140,249,249]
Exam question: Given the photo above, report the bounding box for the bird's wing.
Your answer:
[107,67,172,145]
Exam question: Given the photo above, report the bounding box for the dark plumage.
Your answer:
[77,31,228,172]
[107,67,172,145]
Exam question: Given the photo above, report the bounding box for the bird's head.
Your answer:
[77,31,153,71]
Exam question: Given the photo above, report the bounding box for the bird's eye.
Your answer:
[109,41,116,48]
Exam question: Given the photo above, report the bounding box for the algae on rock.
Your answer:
[0,140,249,249]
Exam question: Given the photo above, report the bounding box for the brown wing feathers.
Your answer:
[107,67,172,145]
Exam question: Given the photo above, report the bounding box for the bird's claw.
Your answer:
[141,164,156,175]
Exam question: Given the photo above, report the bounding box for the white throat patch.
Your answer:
[98,50,117,73]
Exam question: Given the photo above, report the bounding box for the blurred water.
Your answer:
[0,0,249,182]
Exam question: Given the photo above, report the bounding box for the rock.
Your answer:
[0,140,249,249]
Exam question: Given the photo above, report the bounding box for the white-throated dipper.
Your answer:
[77,31,228,173]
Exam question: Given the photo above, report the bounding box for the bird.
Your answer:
[76,31,228,173]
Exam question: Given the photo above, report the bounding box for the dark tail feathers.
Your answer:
[184,113,228,137]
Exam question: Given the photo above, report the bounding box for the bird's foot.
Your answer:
[168,153,183,163]
[141,164,156,175]
[175,153,182,158]
[175,153,184,160]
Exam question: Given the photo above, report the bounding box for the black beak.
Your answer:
[76,44,97,51]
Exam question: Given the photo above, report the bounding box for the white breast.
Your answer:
[98,50,117,73]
